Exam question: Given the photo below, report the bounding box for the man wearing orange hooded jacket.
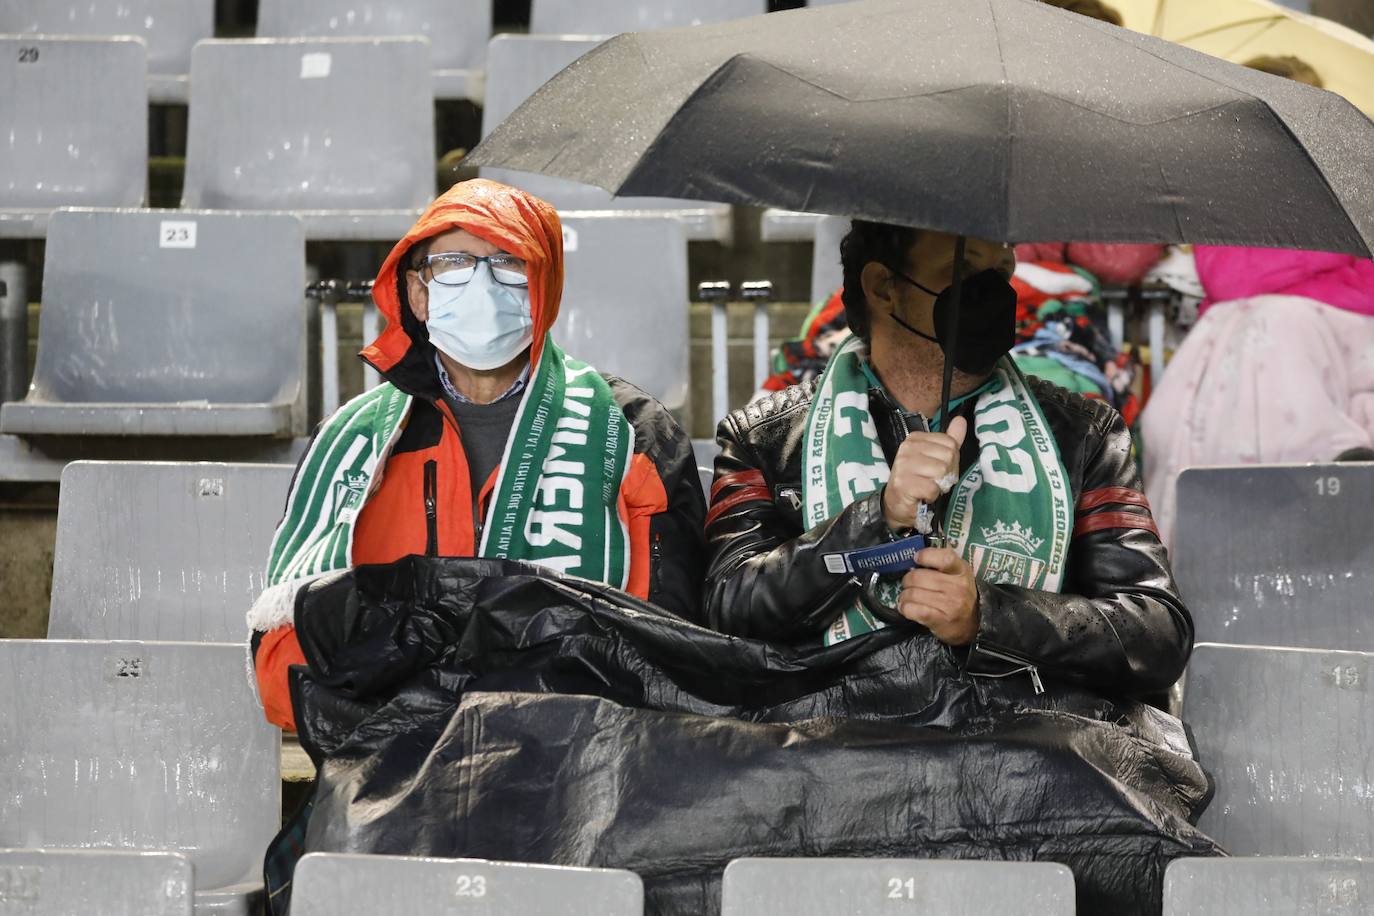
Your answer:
[247,180,706,731]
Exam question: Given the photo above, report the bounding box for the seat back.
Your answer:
[48,462,294,642]
[480,34,727,237]
[530,0,766,33]
[1164,857,1374,915]
[0,36,146,212]
[558,214,689,412]
[1183,643,1374,856]
[291,853,643,915]
[0,1,210,75]
[0,849,192,916]
[6,209,305,431]
[182,38,435,212]
[722,858,1075,914]
[1173,464,1374,650]
[0,641,280,889]
[810,214,849,304]
[255,0,491,73]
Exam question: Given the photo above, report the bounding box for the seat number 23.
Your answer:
[454,875,487,898]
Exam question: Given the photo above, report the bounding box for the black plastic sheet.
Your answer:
[287,557,1222,915]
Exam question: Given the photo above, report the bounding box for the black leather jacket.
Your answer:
[704,375,1193,697]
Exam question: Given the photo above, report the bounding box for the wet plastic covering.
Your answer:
[287,557,1223,916]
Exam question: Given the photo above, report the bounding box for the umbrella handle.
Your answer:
[931,235,967,540]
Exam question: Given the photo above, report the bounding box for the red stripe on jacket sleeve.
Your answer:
[706,486,771,528]
[1077,486,1151,512]
[711,469,766,502]
[1074,510,1160,539]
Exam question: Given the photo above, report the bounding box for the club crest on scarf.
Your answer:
[804,336,1072,645]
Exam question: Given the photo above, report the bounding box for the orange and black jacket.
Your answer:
[251,180,706,731]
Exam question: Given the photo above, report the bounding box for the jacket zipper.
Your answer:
[423,460,438,557]
[970,645,1045,695]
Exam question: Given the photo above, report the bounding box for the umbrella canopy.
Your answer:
[467,0,1374,257]
[1114,0,1374,117]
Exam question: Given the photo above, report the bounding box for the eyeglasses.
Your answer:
[417,252,529,287]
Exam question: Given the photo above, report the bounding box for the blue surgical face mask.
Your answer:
[424,262,534,371]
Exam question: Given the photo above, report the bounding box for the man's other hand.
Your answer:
[881,415,967,531]
[897,547,980,646]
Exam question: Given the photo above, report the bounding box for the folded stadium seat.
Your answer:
[1173,464,1374,650]
[722,858,1075,915]
[558,213,689,415]
[1164,857,1374,915]
[806,214,850,304]
[46,462,293,643]
[0,36,146,240]
[0,641,281,916]
[0,0,211,104]
[180,38,435,242]
[291,853,643,915]
[0,209,307,438]
[255,0,491,102]
[481,35,733,243]
[530,0,766,32]
[1183,643,1374,856]
[0,850,193,916]
[692,438,718,497]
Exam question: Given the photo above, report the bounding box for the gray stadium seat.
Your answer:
[255,0,490,101]
[722,858,1076,915]
[0,37,146,239]
[1183,643,1374,856]
[809,214,849,304]
[47,462,293,642]
[181,38,434,241]
[530,0,766,33]
[1173,464,1374,650]
[481,35,731,243]
[0,209,307,438]
[0,849,193,916]
[0,640,281,916]
[759,208,824,242]
[559,213,689,413]
[0,0,211,103]
[692,438,718,498]
[291,853,643,916]
[1164,857,1374,915]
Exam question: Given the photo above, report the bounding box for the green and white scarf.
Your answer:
[804,336,1072,646]
[247,336,633,633]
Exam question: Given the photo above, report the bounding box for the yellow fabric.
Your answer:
[1113,0,1374,116]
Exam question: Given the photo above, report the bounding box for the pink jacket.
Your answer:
[1195,246,1374,317]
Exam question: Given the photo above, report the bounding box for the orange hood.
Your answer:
[362,179,564,379]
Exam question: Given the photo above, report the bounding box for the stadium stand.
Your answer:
[807,214,849,304]
[46,462,293,643]
[529,0,767,33]
[480,35,733,243]
[721,858,1076,915]
[0,36,147,239]
[291,853,644,915]
[0,209,308,438]
[0,849,194,916]
[1164,857,1374,915]
[1183,643,1374,857]
[0,640,281,915]
[1173,464,1374,650]
[559,213,690,414]
[180,37,435,241]
[254,0,491,101]
[0,0,212,103]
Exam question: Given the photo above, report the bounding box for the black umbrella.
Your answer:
[467,0,1374,427]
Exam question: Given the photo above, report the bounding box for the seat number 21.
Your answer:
[887,877,917,900]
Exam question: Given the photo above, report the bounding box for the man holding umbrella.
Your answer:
[704,223,1192,699]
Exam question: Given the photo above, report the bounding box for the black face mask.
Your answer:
[889,266,1018,376]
